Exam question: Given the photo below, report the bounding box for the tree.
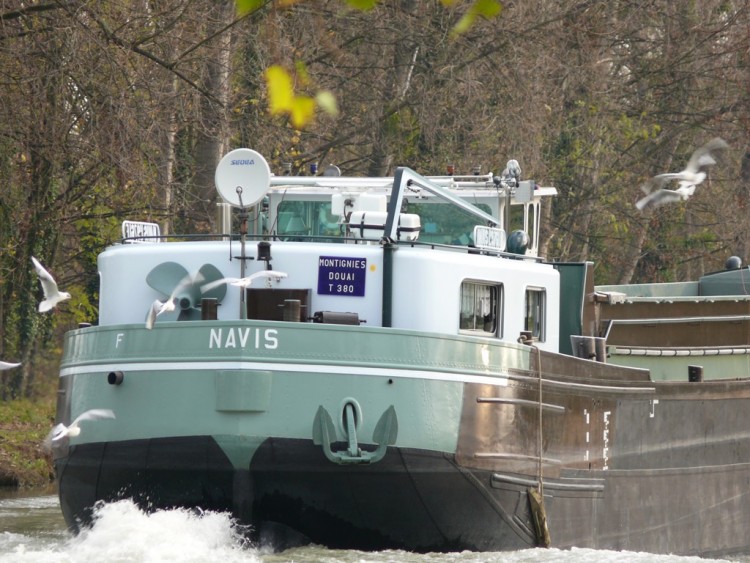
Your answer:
[1,0,749,398]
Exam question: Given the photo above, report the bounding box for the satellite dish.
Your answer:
[324,164,341,177]
[215,148,271,208]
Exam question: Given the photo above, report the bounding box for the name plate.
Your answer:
[317,256,366,296]
[473,226,506,251]
[122,220,161,243]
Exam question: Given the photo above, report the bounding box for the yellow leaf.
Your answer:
[452,12,475,35]
[474,0,502,18]
[236,0,264,16]
[451,0,502,35]
[346,0,379,10]
[315,90,339,116]
[290,96,316,128]
[265,66,294,114]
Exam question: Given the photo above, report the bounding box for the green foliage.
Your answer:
[345,0,379,10]
[444,0,502,35]
[0,397,55,487]
[236,0,264,16]
[385,109,422,164]
[72,213,122,326]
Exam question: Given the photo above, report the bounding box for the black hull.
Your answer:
[55,436,534,552]
[56,433,750,557]
[56,436,235,532]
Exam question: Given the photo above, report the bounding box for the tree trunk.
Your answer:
[192,0,234,229]
[367,0,418,176]
[158,76,179,236]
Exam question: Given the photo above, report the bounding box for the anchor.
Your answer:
[312,403,398,464]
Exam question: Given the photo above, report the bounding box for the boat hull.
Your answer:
[54,430,750,557]
[53,321,750,556]
[55,436,532,552]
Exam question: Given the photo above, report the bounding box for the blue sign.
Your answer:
[317,256,366,296]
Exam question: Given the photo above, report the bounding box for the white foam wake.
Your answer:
[0,496,740,563]
[3,498,263,563]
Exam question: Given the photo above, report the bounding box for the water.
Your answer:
[0,489,742,562]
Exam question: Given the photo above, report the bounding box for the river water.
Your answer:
[0,488,745,563]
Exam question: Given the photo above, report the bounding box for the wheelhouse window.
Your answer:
[460,282,501,336]
[403,201,493,245]
[273,200,343,239]
[525,288,545,341]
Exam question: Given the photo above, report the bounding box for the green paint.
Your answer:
[61,320,530,467]
[215,370,271,412]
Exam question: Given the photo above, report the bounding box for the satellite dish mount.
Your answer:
[235,185,246,209]
[214,149,271,319]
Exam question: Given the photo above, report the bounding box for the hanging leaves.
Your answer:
[444,0,502,35]
[236,0,264,16]
[264,64,338,128]
[345,0,379,9]
[251,0,501,127]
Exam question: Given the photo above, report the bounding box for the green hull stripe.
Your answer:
[60,360,509,386]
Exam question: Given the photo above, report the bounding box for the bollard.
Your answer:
[201,298,218,320]
[283,299,302,322]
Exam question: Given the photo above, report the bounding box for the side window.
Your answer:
[277,201,310,237]
[524,288,545,341]
[276,201,343,239]
[459,282,502,336]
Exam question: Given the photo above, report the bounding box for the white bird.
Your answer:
[0,361,21,370]
[636,137,728,211]
[201,270,288,293]
[145,271,204,330]
[31,256,71,312]
[42,408,115,451]
[145,298,171,330]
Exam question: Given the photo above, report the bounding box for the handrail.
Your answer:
[118,232,544,261]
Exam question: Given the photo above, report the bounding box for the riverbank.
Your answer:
[0,398,55,488]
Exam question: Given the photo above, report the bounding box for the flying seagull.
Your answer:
[201,270,288,293]
[145,298,171,330]
[31,256,71,312]
[0,361,21,370]
[636,137,729,211]
[42,408,115,451]
[145,271,204,330]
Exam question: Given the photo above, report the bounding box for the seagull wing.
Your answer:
[201,277,240,293]
[0,361,21,370]
[202,271,287,292]
[44,409,115,450]
[641,172,683,195]
[42,423,69,450]
[253,270,288,282]
[31,256,59,298]
[69,408,116,429]
[635,191,656,211]
[235,270,289,287]
[31,256,67,313]
[685,137,729,173]
[145,299,165,329]
[636,189,682,211]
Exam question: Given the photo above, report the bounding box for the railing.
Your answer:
[118,231,545,261]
